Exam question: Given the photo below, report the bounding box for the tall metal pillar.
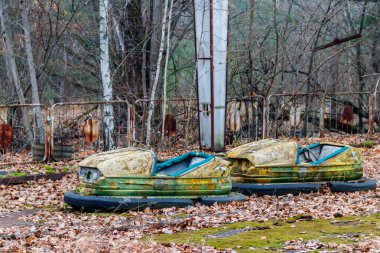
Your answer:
[193,0,229,152]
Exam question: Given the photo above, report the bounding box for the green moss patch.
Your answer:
[43,165,57,174]
[361,140,375,148]
[148,214,380,252]
[0,172,28,178]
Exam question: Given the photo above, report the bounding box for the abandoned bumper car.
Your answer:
[64,149,246,211]
[228,139,377,196]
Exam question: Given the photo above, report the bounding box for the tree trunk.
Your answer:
[0,1,33,144]
[302,0,332,137]
[112,16,125,55]
[19,0,44,143]
[141,0,151,141]
[161,0,174,143]
[146,0,169,146]
[148,0,163,92]
[354,3,367,130]
[99,0,115,150]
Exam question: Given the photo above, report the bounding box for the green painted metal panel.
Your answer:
[78,176,231,197]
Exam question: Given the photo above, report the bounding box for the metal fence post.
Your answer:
[43,108,52,162]
[368,94,375,135]
[319,96,325,138]
[263,96,270,139]
[127,104,136,146]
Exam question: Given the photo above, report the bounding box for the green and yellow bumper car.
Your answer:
[227,139,376,195]
[64,148,246,211]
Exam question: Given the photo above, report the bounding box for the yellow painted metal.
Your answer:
[227,140,363,183]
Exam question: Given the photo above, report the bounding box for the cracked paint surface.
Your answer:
[227,140,363,183]
[77,149,231,197]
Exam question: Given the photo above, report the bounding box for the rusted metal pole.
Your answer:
[368,94,375,135]
[319,97,325,138]
[43,109,52,162]
[127,104,136,147]
[263,96,270,139]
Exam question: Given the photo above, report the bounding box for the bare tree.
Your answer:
[146,0,169,146]
[161,0,174,143]
[0,0,33,144]
[19,0,44,143]
[140,0,151,141]
[99,0,115,150]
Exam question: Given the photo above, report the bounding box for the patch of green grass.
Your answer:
[361,140,375,148]
[62,167,70,173]
[43,165,57,174]
[0,172,28,178]
[147,213,380,252]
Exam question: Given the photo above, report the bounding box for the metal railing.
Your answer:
[266,91,377,138]
[0,91,379,164]
[0,104,48,163]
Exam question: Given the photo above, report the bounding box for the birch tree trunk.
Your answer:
[146,0,169,146]
[161,0,174,143]
[99,0,115,150]
[141,0,151,141]
[112,16,125,55]
[19,0,44,143]
[149,0,163,92]
[0,1,33,144]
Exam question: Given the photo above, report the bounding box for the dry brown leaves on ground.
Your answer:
[0,134,379,252]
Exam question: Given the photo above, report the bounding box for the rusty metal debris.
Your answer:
[0,123,13,151]
[83,118,100,143]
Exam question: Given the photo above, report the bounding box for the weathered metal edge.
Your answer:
[0,172,68,185]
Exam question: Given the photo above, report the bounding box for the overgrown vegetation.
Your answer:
[149,214,380,252]
[43,165,57,174]
[361,140,375,148]
[0,172,28,178]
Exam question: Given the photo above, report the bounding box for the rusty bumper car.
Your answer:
[227,139,376,196]
[64,149,246,211]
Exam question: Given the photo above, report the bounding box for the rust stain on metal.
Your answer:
[164,114,176,137]
[0,123,13,151]
[83,118,100,143]
[342,105,354,124]
[227,100,241,133]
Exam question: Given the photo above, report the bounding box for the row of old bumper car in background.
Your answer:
[64,139,377,211]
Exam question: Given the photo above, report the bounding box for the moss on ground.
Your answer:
[0,172,28,178]
[148,213,380,252]
[43,165,57,174]
[361,140,375,148]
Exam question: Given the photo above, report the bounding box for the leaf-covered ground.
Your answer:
[0,134,379,252]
